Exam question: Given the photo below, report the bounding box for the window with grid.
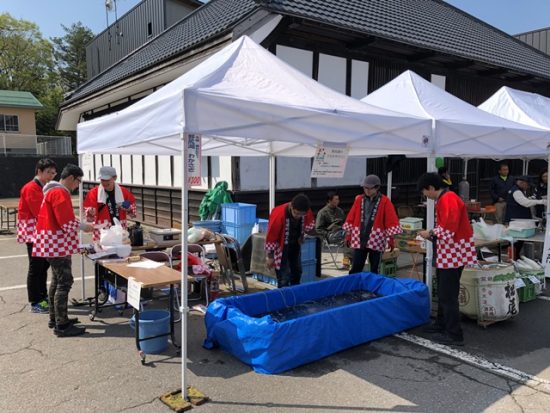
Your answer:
[2,115,19,132]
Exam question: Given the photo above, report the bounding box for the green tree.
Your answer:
[52,22,94,92]
[0,13,55,97]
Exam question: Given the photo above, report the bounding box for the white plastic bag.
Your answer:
[100,218,127,246]
[187,227,202,244]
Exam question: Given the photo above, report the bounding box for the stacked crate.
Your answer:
[300,237,318,283]
[221,203,256,246]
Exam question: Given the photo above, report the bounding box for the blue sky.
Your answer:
[1,0,550,39]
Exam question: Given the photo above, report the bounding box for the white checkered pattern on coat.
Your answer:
[92,219,128,242]
[385,225,402,237]
[265,241,283,270]
[343,222,361,249]
[32,219,80,258]
[17,218,36,244]
[436,234,477,269]
[304,221,315,232]
[433,226,454,242]
[367,228,387,251]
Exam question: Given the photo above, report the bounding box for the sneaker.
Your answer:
[48,317,80,329]
[54,324,86,337]
[431,332,464,346]
[422,323,445,334]
[30,300,49,314]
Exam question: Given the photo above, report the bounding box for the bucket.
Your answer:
[129,310,170,354]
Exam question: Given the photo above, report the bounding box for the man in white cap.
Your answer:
[343,174,401,274]
[83,166,136,241]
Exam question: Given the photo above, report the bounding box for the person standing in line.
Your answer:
[343,175,402,274]
[490,163,514,224]
[265,194,315,288]
[17,158,57,313]
[418,173,477,346]
[84,166,136,242]
[33,164,93,337]
[534,169,548,222]
[315,191,353,269]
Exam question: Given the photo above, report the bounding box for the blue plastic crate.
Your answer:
[222,203,256,226]
[257,218,269,233]
[301,237,317,261]
[223,223,254,246]
[301,259,318,283]
[192,220,222,233]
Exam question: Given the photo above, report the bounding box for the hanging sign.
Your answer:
[310,143,349,178]
[187,134,202,186]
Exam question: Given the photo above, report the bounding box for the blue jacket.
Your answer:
[504,185,532,223]
[490,175,514,203]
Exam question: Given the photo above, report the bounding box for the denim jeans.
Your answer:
[275,245,302,288]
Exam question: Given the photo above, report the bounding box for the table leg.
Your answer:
[169,284,180,348]
[498,242,502,262]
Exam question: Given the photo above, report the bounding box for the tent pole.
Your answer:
[181,133,189,401]
[425,121,437,306]
[387,171,393,200]
[269,153,275,212]
[78,153,86,300]
[463,158,469,179]
[544,154,550,279]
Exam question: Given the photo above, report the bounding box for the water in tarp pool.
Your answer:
[256,290,379,322]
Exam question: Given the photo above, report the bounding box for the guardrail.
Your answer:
[0,134,72,156]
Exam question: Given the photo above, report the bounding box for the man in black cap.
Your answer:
[343,175,401,274]
[505,175,546,258]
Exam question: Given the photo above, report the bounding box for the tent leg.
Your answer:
[78,153,86,300]
[269,154,275,212]
[544,155,550,279]
[425,156,437,305]
[181,134,189,401]
[387,171,393,200]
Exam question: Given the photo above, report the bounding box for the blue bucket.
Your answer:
[129,310,170,354]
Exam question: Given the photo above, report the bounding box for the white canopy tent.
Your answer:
[362,70,550,305]
[77,36,436,400]
[479,86,550,277]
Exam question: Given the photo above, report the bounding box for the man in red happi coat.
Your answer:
[343,175,402,274]
[84,166,136,242]
[17,158,57,313]
[265,194,315,288]
[418,173,477,346]
[33,164,93,336]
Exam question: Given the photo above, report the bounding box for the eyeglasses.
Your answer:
[75,177,82,184]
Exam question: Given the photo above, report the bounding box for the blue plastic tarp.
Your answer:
[203,273,429,374]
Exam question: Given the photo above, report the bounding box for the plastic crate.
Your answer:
[222,223,254,246]
[301,237,317,261]
[257,218,269,233]
[507,228,536,238]
[364,258,397,277]
[192,220,222,233]
[222,203,256,226]
[301,259,318,283]
[517,277,537,303]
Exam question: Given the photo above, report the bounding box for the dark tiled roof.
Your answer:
[65,0,550,105]
[264,0,550,78]
[65,0,258,104]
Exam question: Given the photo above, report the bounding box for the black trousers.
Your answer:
[436,266,464,340]
[26,242,50,304]
[275,246,302,288]
[349,248,381,274]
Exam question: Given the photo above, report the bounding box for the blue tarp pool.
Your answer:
[204,273,429,374]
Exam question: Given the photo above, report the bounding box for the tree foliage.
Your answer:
[52,23,94,92]
[0,13,55,97]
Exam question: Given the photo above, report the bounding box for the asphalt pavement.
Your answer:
[1,231,550,413]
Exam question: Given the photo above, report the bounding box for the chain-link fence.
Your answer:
[0,134,72,156]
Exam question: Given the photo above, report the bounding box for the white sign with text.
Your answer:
[187,134,202,186]
[127,277,142,310]
[311,143,349,178]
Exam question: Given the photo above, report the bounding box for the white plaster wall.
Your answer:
[275,45,313,76]
[94,154,102,181]
[111,155,121,181]
[317,157,367,187]
[215,156,233,190]
[121,155,132,185]
[277,157,311,189]
[240,157,269,190]
[157,155,172,187]
[144,155,156,186]
[132,155,143,185]
[351,60,369,98]
[318,53,346,94]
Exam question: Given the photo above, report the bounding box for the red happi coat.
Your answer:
[17,179,43,243]
[343,194,402,251]
[265,203,315,270]
[434,191,477,269]
[84,185,136,242]
[33,182,80,258]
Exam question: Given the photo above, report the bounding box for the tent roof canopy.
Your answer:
[362,70,550,158]
[479,86,550,132]
[77,36,432,157]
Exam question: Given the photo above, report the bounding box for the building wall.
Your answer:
[516,29,550,55]
[0,107,37,135]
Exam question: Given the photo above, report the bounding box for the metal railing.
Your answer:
[0,134,72,156]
